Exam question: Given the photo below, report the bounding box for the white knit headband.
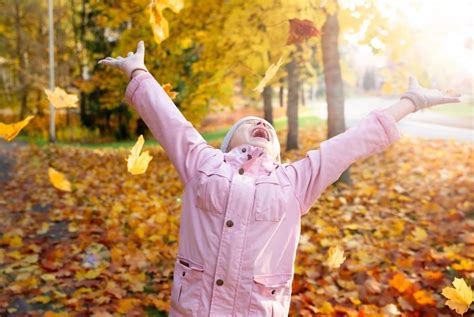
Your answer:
[220,116,281,163]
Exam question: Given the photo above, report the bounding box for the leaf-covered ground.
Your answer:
[0,126,473,316]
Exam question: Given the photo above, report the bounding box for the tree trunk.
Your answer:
[286,54,299,150]
[300,85,306,106]
[262,86,273,125]
[322,13,351,185]
[279,78,284,108]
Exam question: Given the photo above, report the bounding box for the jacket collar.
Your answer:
[223,144,278,175]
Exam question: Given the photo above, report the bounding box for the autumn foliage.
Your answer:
[1,127,473,315]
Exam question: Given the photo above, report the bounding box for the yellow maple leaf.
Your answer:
[0,115,34,141]
[253,56,284,93]
[44,87,78,109]
[325,245,346,269]
[149,0,184,44]
[126,135,153,175]
[441,277,474,315]
[48,167,72,192]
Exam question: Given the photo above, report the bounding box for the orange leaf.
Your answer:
[389,272,413,293]
[413,290,436,305]
[422,270,443,280]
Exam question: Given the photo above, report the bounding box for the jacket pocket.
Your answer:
[195,163,231,215]
[170,256,204,315]
[254,173,287,222]
[248,273,293,317]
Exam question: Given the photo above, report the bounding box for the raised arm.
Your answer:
[285,76,461,216]
[99,41,218,184]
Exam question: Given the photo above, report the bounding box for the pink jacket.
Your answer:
[125,73,401,316]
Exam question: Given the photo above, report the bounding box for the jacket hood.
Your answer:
[220,116,281,163]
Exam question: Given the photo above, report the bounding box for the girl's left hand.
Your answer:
[98,41,148,79]
[400,76,462,112]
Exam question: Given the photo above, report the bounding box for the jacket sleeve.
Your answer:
[284,109,402,216]
[125,72,219,184]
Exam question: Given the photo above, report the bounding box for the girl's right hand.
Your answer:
[400,76,461,112]
[98,40,148,80]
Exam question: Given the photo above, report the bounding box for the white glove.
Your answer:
[400,76,461,112]
[98,41,148,79]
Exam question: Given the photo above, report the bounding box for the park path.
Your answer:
[309,96,473,143]
[0,141,26,190]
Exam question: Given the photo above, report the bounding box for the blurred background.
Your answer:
[0,0,472,146]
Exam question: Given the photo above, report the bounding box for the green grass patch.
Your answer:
[428,102,473,117]
[18,112,324,149]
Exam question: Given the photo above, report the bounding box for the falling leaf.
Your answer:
[149,0,184,44]
[48,167,72,192]
[44,87,78,109]
[286,18,321,45]
[441,277,473,315]
[162,83,178,100]
[126,135,153,175]
[325,245,346,269]
[0,115,34,141]
[253,56,284,93]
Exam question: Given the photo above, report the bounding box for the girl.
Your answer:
[99,41,460,316]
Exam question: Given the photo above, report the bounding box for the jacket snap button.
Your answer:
[216,279,224,286]
[242,148,247,152]
[182,271,186,276]
[226,220,234,227]
[238,168,244,175]
[271,289,276,294]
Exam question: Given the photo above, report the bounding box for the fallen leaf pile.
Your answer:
[0,126,473,315]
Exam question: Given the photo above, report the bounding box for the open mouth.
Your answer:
[251,127,270,141]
